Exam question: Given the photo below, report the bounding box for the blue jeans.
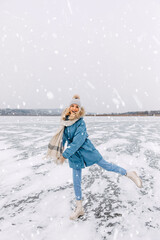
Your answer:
[72,158,127,200]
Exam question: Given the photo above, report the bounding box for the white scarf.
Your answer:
[46,118,79,164]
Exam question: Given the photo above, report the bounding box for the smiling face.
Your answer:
[70,104,79,114]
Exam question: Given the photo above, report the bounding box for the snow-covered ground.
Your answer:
[0,116,160,240]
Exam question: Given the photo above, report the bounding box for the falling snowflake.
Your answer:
[48,66,52,71]
[87,81,95,89]
[47,92,54,99]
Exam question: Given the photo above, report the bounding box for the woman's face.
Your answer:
[70,104,79,114]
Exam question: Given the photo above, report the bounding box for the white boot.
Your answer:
[127,171,142,188]
[70,200,84,220]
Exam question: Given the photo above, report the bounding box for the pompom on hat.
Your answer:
[69,94,81,107]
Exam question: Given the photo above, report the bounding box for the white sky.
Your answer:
[0,0,160,113]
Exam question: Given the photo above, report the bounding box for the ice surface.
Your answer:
[0,116,160,240]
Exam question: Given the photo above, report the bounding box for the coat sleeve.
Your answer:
[62,120,87,159]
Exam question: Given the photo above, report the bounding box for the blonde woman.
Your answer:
[46,95,142,220]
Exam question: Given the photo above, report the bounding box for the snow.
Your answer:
[66,0,73,15]
[133,95,143,109]
[86,81,95,89]
[46,91,54,100]
[54,50,59,55]
[0,116,160,240]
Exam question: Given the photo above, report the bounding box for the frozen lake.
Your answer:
[0,116,160,240]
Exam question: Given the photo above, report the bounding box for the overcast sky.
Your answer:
[1,0,160,113]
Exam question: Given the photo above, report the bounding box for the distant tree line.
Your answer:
[0,109,160,116]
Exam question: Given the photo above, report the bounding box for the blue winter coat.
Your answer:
[62,117,102,169]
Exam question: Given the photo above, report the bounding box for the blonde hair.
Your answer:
[61,106,85,120]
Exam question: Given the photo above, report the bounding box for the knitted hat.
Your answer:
[69,95,81,107]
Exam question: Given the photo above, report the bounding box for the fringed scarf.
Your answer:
[45,118,79,164]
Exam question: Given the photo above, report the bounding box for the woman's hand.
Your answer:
[59,155,66,164]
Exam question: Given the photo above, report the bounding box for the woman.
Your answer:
[46,95,142,220]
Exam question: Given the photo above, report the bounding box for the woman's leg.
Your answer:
[97,158,127,176]
[72,168,82,200]
[70,168,84,220]
[97,158,142,188]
